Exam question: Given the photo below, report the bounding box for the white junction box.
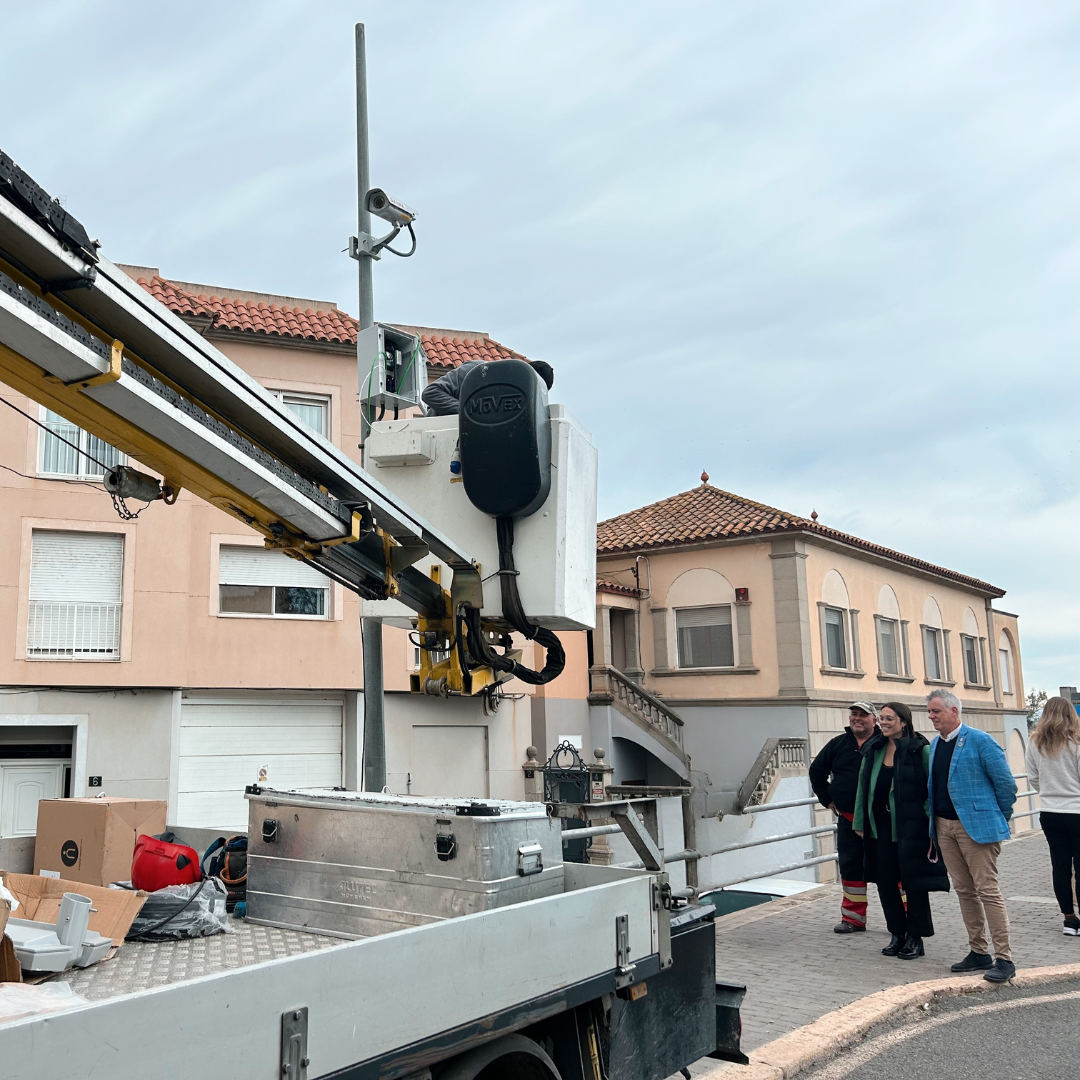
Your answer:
[363,406,597,630]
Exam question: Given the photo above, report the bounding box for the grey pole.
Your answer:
[356,22,386,791]
[355,22,374,334]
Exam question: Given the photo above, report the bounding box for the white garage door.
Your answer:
[178,698,343,830]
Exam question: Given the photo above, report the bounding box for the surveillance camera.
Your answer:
[366,189,417,227]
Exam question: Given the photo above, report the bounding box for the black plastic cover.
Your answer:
[0,149,98,264]
[459,360,551,518]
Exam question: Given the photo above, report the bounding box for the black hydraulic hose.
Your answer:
[483,516,565,686]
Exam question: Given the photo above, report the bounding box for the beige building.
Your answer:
[589,474,1026,831]
[0,267,585,858]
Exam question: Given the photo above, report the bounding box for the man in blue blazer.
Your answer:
[927,690,1017,983]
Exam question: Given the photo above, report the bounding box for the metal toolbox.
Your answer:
[245,788,564,939]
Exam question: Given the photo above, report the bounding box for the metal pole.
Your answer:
[355,22,374,335]
[362,616,385,791]
[356,22,385,791]
[681,790,699,891]
[741,795,821,814]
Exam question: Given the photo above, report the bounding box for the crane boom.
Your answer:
[0,150,475,622]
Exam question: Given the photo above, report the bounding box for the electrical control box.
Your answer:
[362,406,597,630]
[358,322,426,412]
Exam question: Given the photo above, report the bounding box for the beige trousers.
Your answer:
[936,816,1011,960]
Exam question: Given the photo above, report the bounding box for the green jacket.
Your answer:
[852,742,931,841]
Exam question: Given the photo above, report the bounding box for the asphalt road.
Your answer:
[803,978,1080,1080]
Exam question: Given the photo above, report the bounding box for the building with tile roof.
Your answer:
[122,266,527,370]
[597,479,1002,596]
[587,472,1029,890]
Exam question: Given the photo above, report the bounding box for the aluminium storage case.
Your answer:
[246,789,564,938]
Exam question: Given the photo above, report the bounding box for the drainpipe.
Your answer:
[985,598,1001,707]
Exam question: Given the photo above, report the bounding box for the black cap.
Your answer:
[528,360,554,389]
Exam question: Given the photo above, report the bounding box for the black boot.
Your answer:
[881,934,904,956]
[898,934,925,959]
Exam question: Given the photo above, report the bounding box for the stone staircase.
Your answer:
[737,737,809,809]
[588,664,689,773]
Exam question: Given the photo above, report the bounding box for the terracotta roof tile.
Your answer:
[136,275,526,368]
[597,483,1003,596]
[597,577,641,597]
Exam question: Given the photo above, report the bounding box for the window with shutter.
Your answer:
[27,531,123,659]
[218,545,330,618]
[37,409,123,480]
[961,634,980,683]
[877,617,900,675]
[824,606,847,669]
[923,627,943,680]
[675,605,734,668]
[267,391,330,438]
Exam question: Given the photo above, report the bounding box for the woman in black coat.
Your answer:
[853,701,950,958]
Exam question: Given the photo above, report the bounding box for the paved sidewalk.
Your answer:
[712,832,1078,1052]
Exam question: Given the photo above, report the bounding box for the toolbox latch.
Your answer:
[263,818,280,843]
[517,842,544,877]
[435,833,456,861]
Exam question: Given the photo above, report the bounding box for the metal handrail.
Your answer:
[706,854,838,892]
[706,823,836,858]
[742,795,820,814]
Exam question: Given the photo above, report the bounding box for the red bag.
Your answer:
[131,832,201,891]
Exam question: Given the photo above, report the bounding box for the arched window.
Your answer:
[998,630,1015,695]
[921,597,952,683]
[874,584,908,677]
[818,570,860,672]
[960,607,986,686]
[665,569,742,670]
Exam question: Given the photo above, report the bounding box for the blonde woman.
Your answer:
[1026,696,1080,935]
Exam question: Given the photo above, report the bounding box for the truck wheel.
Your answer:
[436,1033,561,1080]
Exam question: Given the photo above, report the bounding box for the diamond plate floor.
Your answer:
[57,920,340,1001]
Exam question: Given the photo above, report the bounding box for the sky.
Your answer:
[3,1,1077,692]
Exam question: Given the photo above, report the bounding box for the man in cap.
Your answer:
[810,702,880,933]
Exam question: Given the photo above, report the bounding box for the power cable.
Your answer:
[0,395,113,471]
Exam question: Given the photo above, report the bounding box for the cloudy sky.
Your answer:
[4,2,1077,691]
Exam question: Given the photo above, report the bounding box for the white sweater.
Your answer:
[1026,739,1080,814]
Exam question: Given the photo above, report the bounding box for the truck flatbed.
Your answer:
[46,920,336,1002]
[3,865,701,1080]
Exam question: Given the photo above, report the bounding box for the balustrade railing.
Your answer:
[589,665,685,751]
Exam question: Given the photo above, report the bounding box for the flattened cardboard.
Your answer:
[0,872,146,948]
[0,934,21,983]
[33,798,166,886]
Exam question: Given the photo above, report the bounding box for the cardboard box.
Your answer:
[0,873,146,948]
[33,798,166,887]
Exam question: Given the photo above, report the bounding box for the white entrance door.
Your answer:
[410,726,489,799]
[0,762,64,837]
[177,698,344,830]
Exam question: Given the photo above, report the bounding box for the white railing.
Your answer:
[1010,772,1040,829]
[603,771,1039,892]
[27,601,121,659]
